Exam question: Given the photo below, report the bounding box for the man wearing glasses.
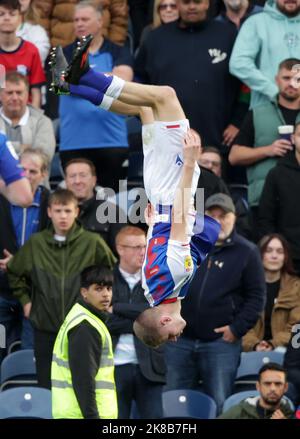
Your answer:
[106,225,166,419]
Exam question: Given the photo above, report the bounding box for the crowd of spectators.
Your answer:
[1,0,300,418]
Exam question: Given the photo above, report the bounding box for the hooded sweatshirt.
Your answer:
[229,0,300,109]
[258,152,300,262]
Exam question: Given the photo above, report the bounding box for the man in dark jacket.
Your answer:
[258,121,300,274]
[219,363,294,419]
[135,0,242,150]
[106,226,166,419]
[0,149,50,360]
[65,158,126,254]
[7,188,116,389]
[165,193,266,414]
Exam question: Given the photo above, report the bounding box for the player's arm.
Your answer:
[0,140,33,207]
[0,178,32,207]
[170,130,200,243]
[31,88,41,109]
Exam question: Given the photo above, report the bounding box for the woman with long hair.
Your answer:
[243,233,300,352]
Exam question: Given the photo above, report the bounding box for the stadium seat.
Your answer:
[234,351,285,392]
[222,390,294,414]
[237,351,284,379]
[0,349,37,391]
[162,389,217,419]
[0,386,52,418]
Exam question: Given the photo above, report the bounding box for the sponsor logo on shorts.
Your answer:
[184,255,193,272]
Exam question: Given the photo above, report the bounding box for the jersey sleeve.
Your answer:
[29,45,46,88]
[0,137,25,184]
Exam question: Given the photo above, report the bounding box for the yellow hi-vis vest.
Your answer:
[51,303,117,419]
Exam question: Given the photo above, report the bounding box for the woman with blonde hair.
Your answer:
[17,0,50,64]
[140,0,178,45]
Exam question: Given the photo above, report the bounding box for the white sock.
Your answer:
[99,95,114,110]
[105,75,125,99]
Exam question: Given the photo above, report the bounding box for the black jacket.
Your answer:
[258,152,300,263]
[135,19,240,148]
[106,265,166,383]
[78,191,127,255]
[182,230,266,340]
[0,187,50,298]
[68,298,108,419]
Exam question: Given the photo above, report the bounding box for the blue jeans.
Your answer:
[165,336,241,414]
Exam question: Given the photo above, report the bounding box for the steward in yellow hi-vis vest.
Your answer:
[51,266,117,419]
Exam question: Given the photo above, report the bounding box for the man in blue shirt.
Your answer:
[59,1,133,192]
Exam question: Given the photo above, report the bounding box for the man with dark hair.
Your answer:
[0,0,46,108]
[52,265,118,419]
[7,188,116,389]
[65,158,127,253]
[229,58,300,227]
[219,362,294,418]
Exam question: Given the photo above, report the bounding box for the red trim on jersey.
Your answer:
[166,124,180,129]
[161,298,178,304]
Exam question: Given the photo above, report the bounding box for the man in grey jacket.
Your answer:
[0,71,55,164]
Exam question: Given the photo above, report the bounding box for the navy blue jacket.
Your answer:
[182,230,266,341]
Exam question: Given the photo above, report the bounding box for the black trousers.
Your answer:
[34,329,57,389]
[115,363,163,419]
[60,147,128,193]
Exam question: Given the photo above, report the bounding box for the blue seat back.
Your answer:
[236,351,284,379]
[0,386,52,418]
[0,349,37,391]
[162,389,217,419]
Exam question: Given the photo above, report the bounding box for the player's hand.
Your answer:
[0,249,13,271]
[214,325,237,343]
[223,124,239,147]
[266,139,293,157]
[183,129,201,166]
[144,203,155,226]
[271,409,287,419]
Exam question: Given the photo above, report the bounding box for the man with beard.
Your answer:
[229,58,300,229]
[230,0,300,109]
[219,363,294,418]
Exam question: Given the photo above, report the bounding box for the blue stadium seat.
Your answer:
[222,390,294,414]
[162,389,217,419]
[236,351,284,379]
[0,349,37,391]
[0,386,52,418]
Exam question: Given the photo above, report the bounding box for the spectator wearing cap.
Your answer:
[165,193,266,414]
